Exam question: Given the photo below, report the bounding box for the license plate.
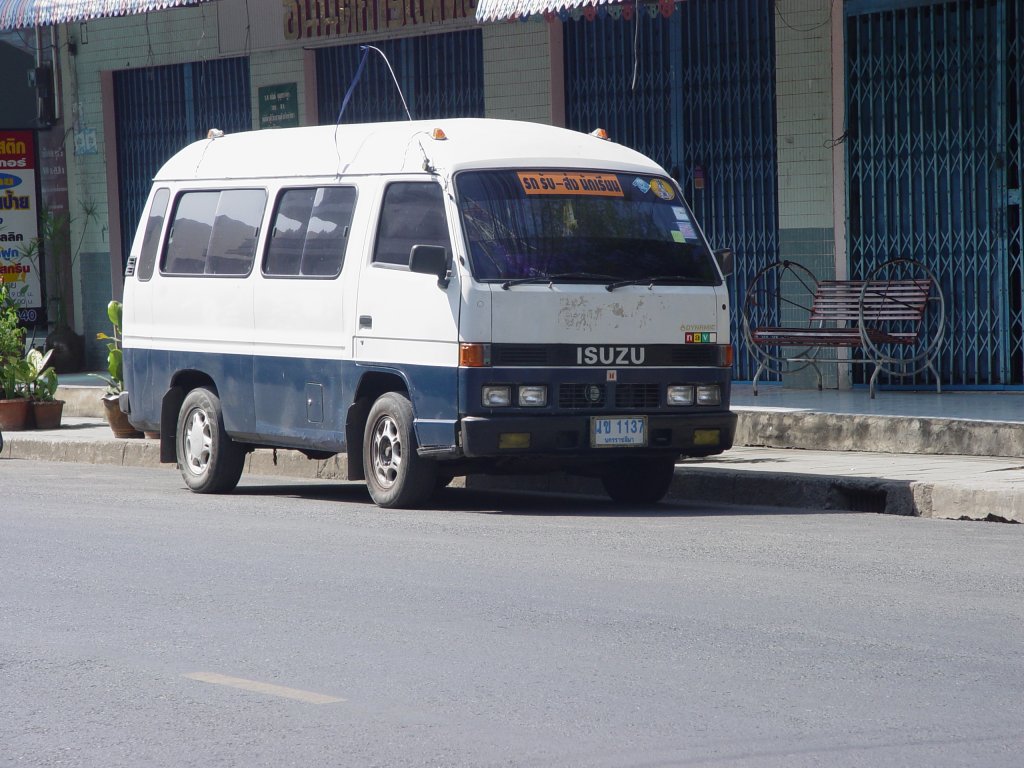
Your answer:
[591,416,648,447]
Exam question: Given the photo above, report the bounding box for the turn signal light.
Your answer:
[719,344,734,367]
[459,343,490,367]
[590,128,610,140]
[431,128,447,140]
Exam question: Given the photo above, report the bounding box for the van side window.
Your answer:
[373,182,450,266]
[137,188,169,281]
[162,189,266,276]
[264,186,356,278]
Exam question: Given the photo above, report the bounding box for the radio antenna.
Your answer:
[335,45,412,125]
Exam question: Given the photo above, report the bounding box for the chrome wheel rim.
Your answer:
[183,407,213,476]
[370,413,402,489]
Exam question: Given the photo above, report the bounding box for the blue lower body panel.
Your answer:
[123,347,734,469]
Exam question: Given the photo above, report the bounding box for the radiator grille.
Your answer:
[492,346,549,366]
[558,383,606,409]
[614,383,660,408]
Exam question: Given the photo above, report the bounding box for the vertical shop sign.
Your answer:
[0,130,42,320]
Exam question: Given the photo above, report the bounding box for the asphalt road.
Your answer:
[3,460,1023,768]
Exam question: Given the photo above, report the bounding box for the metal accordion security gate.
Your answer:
[113,57,252,267]
[563,0,778,381]
[315,29,484,124]
[846,0,1024,388]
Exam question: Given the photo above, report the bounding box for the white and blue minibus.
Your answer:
[121,119,737,507]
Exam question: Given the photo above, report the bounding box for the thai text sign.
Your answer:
[0,131,41,317]
[283,0,477,40]
[259,83,300,129]
[517,171,624,197]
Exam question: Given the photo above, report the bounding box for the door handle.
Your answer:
[359,315,372,329]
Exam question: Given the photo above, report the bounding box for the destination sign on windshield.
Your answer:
[516,171,625,197]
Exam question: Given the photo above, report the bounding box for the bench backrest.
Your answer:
[811,279,931,326]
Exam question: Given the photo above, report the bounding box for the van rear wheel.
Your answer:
[177,387,245,494]
[363,392,436,509]
[600,457,677,505]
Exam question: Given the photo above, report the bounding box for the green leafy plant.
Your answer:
[24,348,58,402]
[0,286,28,399]
[90,300,124,397]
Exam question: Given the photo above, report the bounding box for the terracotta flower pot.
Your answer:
[102,396,143,439]
[0,398,32,431]
[32,400,65,430]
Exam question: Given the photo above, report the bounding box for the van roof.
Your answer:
[152,118,667,182]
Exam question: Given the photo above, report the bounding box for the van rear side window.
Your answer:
[162,189,267,276]
[137,188,169,281]
[263,186,356,278]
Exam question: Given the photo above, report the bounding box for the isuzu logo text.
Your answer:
[576,346,646,365]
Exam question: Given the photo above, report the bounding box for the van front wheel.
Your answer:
[363,393,436,509]
[177,387,245,494]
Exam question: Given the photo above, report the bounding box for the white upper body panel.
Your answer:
[153,119,666,183]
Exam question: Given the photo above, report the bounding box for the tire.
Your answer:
[176,387,245,494]
[363,392,436,509]
[600,457,677,505]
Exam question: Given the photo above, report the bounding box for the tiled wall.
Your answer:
[774,0,842,387]
[483,20,556,124]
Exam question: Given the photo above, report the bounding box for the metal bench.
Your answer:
[742,258,944,398]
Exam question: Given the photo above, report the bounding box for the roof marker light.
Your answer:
[207,128,224,139]
[431,128,448,140]
[590,128,610,140]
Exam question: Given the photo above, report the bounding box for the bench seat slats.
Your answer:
[751,277,932,351]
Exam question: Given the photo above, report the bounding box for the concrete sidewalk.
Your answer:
[4,416,1022,523]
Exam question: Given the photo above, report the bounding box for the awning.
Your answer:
[476,0,676,23]
[0,0,211,31]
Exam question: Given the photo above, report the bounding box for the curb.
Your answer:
[6,430,1019,523]
[735,410,1024,459]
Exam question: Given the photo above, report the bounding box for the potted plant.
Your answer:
[90,299,142,438]
[24,348,63,429]
[0,286,32,431]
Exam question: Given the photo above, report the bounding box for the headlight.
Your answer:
[518,385,547,407]
[667,385,695,406]
[482,385,512,407]
[696,384,721,406]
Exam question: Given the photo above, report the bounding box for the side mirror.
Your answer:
[714,248,734,278]
[409,244,450,288]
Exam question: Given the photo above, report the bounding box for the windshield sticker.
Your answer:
[671,230,686,243]
[649,178,675,201]
[672,206,689,221]
[517,171,624,197]
[680,223,698,240]
[631,178,652,194]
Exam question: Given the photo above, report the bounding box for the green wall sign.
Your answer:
[258,83,299,129]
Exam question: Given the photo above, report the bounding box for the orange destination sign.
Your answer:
[517,171,624,197]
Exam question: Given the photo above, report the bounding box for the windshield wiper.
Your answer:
[605,275,708,292]
[501,272,618,290]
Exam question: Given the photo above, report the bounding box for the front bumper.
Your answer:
[459,411,736,459]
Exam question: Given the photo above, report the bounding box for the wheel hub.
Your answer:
[183,409,212,475]
[371,415,402,488]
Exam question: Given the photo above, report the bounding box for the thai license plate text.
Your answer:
[591,416,648,447]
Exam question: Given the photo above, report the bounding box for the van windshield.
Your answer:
[455,169,720,286]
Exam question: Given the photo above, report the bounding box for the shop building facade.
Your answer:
[1,0,1020,390]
